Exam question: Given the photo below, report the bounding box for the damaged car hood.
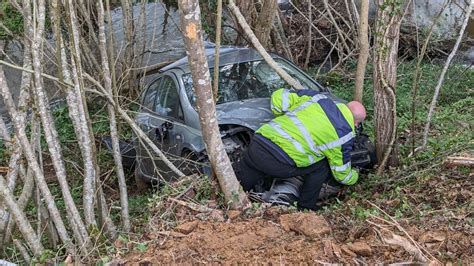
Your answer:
[216,98,273,131]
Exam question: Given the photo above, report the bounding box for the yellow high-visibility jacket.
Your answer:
[256,88,358,185]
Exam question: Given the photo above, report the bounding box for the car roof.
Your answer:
[159,45,280,74]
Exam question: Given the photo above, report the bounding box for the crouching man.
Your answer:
[236,88,366,210]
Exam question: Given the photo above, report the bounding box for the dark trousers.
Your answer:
[236,139,335,210]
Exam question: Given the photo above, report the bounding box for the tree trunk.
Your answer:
[33,0,87,252]
[233,0,257,46]
[303,0,312,70]
[0,64,74,254]
[354,0,369,103]
[0,3,33,242]
[373,0,408,174]
[97,0,130,233]
[120,0,135,97]
[212,0,222,101]
[254,0,277,49]
[178,0,250,210]
[66,0,98,229]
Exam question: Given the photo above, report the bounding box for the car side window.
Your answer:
[141,78,161,112]
[155,76,184,121]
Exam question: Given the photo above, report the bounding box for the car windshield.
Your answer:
[182,58,322,107]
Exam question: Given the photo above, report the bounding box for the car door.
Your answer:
[149,75,186,180]
[135,77,162,181]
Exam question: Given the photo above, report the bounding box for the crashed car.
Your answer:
[130,45,375,202]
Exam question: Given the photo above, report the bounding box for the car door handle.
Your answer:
[156,121,173,140]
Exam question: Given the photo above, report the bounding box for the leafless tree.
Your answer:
[178,0,250,210]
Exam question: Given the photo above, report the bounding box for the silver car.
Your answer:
[132,46,356,186]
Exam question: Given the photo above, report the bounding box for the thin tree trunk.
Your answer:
[3,153,36,246]
[354,0,369,103]
[34,0,90,251]
[0,175,44,257]
[373,0,409,174]
[51,2,92,239]
[178,0,250,210]
[6,0,74,254]
[137,0,147,68]
[120,0,135,96]
[254,0,277,49]
[66,0,98,228]
[97,0,130,233]
[228,0,303,90]
[273,11,293,61]
[2,113,39,246]
[0,1,34,242]
[303,0,312,70]
[421,1,473,150]
[212,0,223,101]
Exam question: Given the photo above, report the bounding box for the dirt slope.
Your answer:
[121,162,473,264]
[122,209,472,264]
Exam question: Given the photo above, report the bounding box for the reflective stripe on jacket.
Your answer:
[257,88,358,185]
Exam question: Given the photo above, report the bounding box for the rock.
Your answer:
[347,241,373,257]
[175,221,199,234]
[227,210,242,220]
[279,213,331,239]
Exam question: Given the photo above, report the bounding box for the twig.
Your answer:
[0,59,73,88]
[168,198,213,213]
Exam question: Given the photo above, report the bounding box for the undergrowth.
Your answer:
[2,60,473,263]
[312,61,473,240]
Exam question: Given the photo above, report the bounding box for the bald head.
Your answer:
[347,101,366,126]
